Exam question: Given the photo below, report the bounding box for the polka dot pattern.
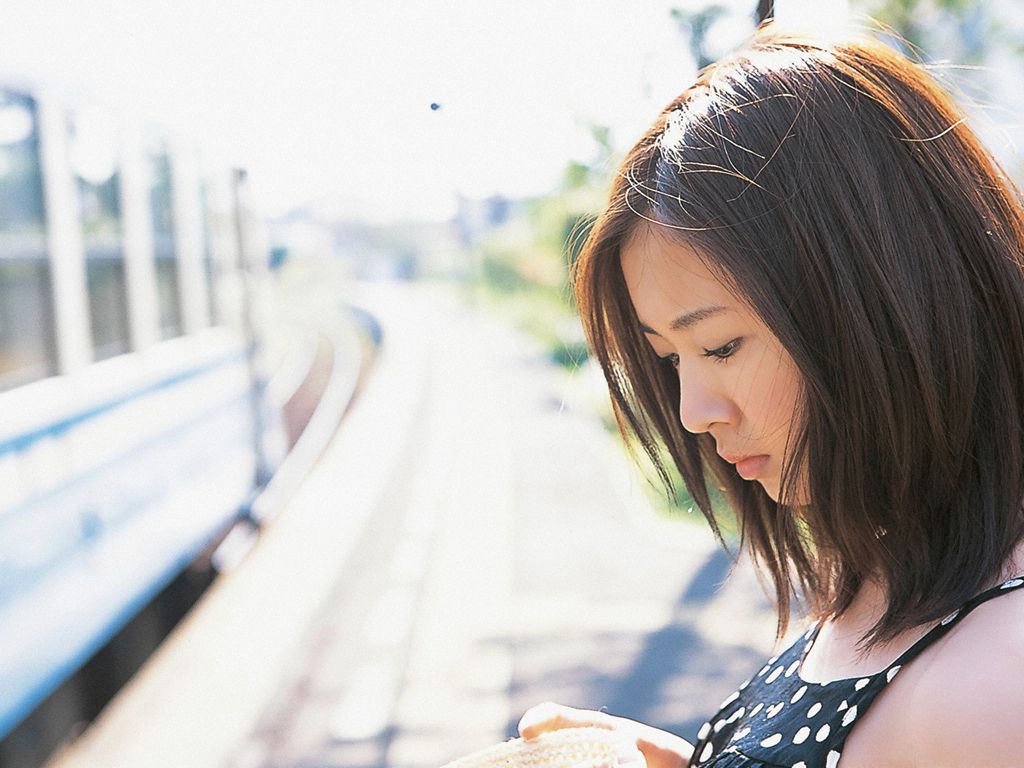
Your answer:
[687,575,1024,766]
[698,741,713,762]
[842,704,858,727]
[719,691,740,709]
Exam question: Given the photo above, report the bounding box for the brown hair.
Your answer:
[575,28,1024,648]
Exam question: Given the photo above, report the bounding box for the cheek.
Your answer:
[747,354,802,436]
[770,371,801,425]
[745,349,804,502]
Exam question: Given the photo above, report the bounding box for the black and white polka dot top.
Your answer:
[689,575,1024,768]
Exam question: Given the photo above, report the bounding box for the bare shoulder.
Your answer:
[906,587,1024,767]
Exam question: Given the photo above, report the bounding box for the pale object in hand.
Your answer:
[440,726,646,768]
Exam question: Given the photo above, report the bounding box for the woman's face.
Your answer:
[620,230,802,502]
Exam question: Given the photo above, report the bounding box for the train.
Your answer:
[0,83,288,763]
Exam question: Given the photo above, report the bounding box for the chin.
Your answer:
[759,481,781,503]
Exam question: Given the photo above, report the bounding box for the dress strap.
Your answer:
[886,574,1024,670]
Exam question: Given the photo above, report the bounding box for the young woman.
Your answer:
[518,27,1024,768]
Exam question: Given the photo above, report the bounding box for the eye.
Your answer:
[702,338,743,363]
[660,352,680,369]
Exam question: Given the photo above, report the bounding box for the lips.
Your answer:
[719,453,770,480]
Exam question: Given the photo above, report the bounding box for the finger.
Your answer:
[518,702,569,740]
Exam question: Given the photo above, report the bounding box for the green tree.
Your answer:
[852,0,992,62]
[670,5,730,69]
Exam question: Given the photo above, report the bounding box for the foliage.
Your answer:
[851,0,997,63]
[670,4,730,69]
[473,215,587,371]
[849,0,1023,183]
[472,123,615,370]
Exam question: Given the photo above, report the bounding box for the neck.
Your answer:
[832,538,1024,636]
[998,538,1024,581]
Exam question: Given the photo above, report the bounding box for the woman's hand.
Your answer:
[518,702,694,768]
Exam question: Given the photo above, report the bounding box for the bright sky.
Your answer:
[0,0,849,221]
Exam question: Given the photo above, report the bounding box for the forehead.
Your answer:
[619,228,742,322]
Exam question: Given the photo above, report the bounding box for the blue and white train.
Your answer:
[0,85,285,755]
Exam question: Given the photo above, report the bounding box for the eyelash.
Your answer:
[661,338,743,368]
[704,338,743,362]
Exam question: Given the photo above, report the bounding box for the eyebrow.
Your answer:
[639,304,731,335]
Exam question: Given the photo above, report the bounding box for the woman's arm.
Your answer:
[518,702,695,768]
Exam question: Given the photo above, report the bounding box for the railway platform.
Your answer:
[47,282,782,768]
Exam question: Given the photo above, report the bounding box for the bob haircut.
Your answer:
[575,28,1024,648]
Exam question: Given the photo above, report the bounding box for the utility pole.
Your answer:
[233,167,272,488]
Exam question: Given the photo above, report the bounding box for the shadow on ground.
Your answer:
[505,547,773,744]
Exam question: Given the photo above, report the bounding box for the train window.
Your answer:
[147,138,182,339]
[69,108,130,361]
[0,90,57,391]
[199,179,219,326]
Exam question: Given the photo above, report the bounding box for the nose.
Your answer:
[677,370,733,435]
